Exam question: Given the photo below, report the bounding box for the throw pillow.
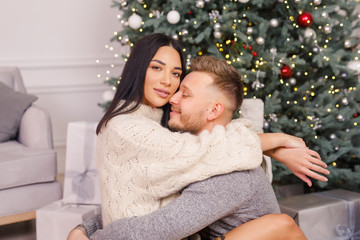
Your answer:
[0,82,38,142]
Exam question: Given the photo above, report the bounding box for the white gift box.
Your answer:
[63,121,101,205]
[36,200,101,240]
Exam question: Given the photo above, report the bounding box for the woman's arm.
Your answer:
[265,147,330,186]
[103,117,263,199]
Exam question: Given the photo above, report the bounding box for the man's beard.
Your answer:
[169,112,205,135]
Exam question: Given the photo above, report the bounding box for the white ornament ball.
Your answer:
[172,34,179,40]
[247,27,254,34]
[213,23,221,31]
[238,0,249,3]
[264,121,270,129]
[304,28,316,39]
[213,31,223,39]
[314,0,321,5]
[294,0,300,3]
[344,40,352,48]
[102,90,115,102]
[128,14,142,29]
[167,10,180,24]
[346,60,360,75]
[270,18,279,27]
[196,0,205,8]
[256,37,265,45]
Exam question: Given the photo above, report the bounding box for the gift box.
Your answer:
[63,121,101,205]
[36,200,101,240]
[278,189,360,240]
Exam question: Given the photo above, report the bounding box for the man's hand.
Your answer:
[265,147,330,187]
[67,226,89,240]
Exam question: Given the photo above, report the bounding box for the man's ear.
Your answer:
[207,102,224,121]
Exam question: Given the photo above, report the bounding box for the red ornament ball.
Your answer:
[297,12,313,28]
[281,65,293,78]
[252,51,257,57]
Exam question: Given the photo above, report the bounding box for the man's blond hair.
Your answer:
[191,56,244,114]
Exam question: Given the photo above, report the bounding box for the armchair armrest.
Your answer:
[18,104,53,149]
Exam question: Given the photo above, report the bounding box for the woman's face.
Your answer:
[143,46,182,108]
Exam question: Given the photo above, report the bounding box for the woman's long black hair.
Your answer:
[96,33,186,134]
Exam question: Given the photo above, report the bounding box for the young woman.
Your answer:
[68,33,327,239]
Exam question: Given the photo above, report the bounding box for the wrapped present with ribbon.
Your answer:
[278,189,360,240]
[36,200,101,240]
[63,121,101,205]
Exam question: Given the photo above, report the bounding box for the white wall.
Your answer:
[0,0,125,173]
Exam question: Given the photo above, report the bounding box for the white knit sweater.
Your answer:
[96,103,263,227]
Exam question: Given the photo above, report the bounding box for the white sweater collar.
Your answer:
[132,103,163,123]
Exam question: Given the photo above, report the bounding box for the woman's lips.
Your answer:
[154,88,170,98]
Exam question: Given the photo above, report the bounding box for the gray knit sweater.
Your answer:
[87,167,280,240]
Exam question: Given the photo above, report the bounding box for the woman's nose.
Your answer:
[160,74,171,86]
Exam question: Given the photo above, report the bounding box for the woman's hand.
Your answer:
[265,147,330,187]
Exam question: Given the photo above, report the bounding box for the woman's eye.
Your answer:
[173,72,181,77]
[151,66,161,70]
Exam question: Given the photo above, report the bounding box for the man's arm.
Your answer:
[257,132,306,151]
[89,171,258,240]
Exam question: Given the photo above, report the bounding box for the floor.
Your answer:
[0,174,64,240]
[0,220,36,240]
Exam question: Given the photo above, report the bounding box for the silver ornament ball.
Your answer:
[341,97,349,106]
[312,46,320,54]
[213,23,221,31]
[195,0,205,8]
[181,29,189,36]
[263,121,270,129]
[172,34,179,40]
[330,134,337,139]
[321,11,329,18]
[121,35,129,44]
[289,78,297,85]
[336,114,345,122]
[314,0,321,5]
[344,40,352,48]
[324,25,332,34]
[247,27,254,34]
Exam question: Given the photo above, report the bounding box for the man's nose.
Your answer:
[169,92,179,105]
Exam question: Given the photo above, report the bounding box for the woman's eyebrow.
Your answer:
[151,59,182,71]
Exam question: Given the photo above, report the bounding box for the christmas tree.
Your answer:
[102,0,360,192]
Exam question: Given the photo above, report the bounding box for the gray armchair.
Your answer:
[0,67,62,225]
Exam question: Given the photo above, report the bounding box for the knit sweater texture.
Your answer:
[89,167,280,240]
[96,103,262,227]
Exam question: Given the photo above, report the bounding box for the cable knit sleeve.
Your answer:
[102,116,262,199]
